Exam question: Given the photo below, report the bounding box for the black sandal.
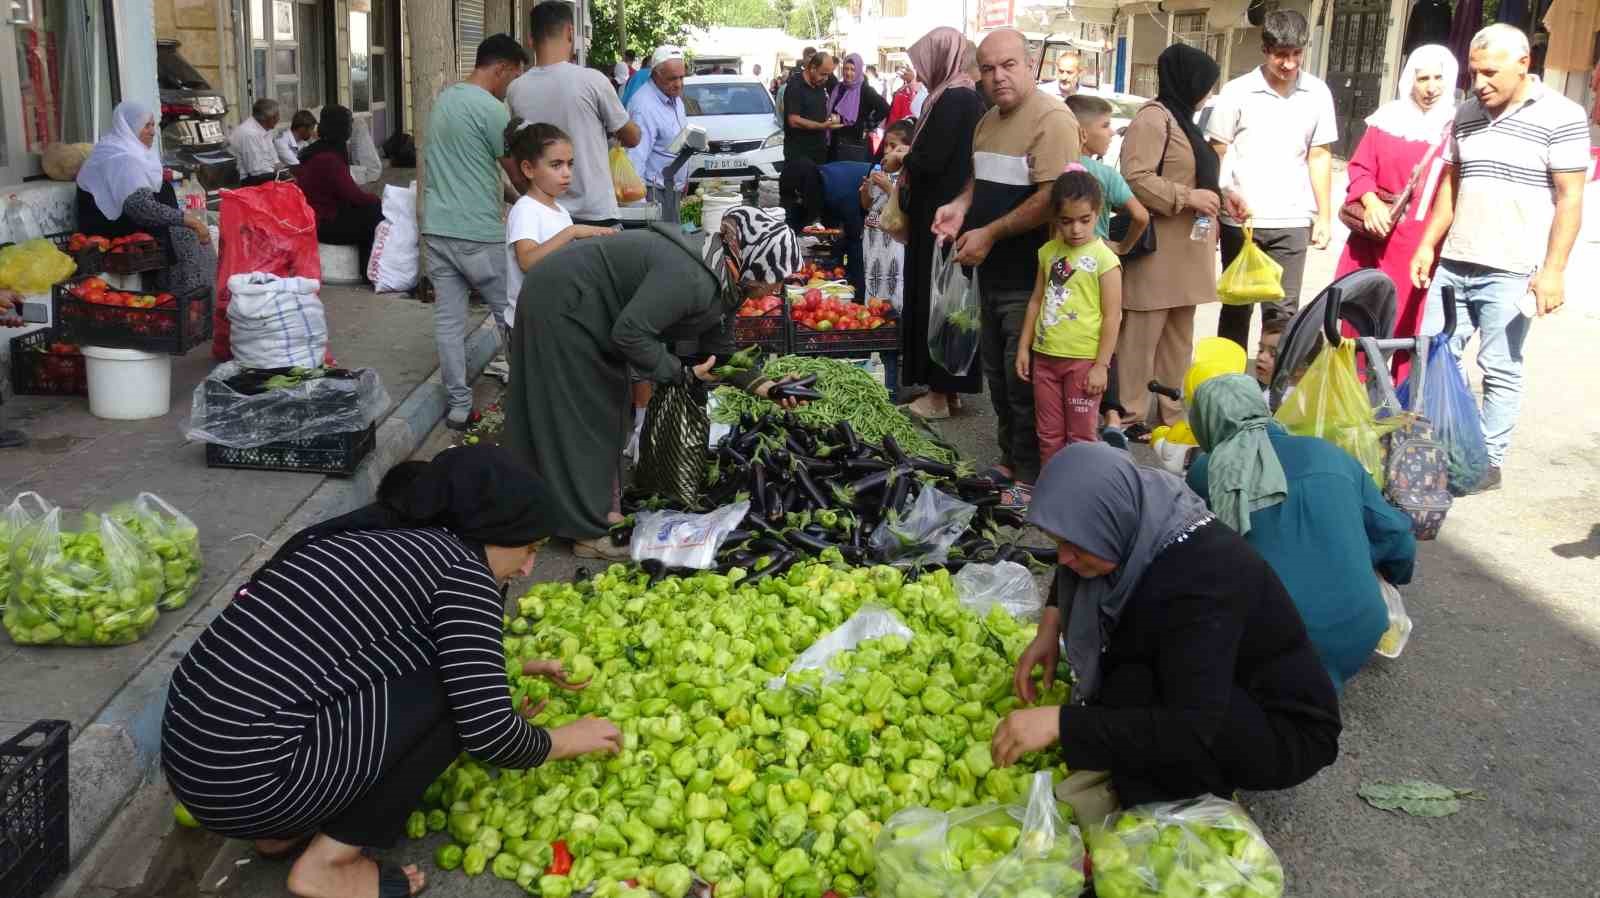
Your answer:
[377,860,425,898]
[1122,422,1154,444]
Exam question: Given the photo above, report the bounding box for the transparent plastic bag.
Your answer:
[185,362,390,448]
[0,238,77,293]
[629,501,750,570]
[954,561,1043,622]
[1397,333,1489,496]
[1216,225,1286,306]
[611,146,647,205]
[1275,339,1385,488]
[768,604,914,690]
[876,770,1086,898]
[870,487,978,567]
[108,493,203,611]
[1375,577,1412,659]
[3,508,163,646]
[928,244,980,377]
[1088,795,1285,898]
[2,492,55,610]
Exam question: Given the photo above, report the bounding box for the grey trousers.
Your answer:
[423,234,509,417]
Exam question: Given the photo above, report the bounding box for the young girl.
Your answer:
[503,119,615,333]
[860,118,912,310]
[1016,168,1123,467]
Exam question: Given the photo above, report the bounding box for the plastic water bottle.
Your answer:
[865,353,886,389]
[1190,214,1213,242]
[3,194,40,243]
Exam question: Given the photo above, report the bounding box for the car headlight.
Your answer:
[763,131,784,149]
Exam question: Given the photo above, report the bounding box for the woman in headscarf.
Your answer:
[1185,374,1417,690]
[294,104,384,282]
[1335,45,1458,382]
[828,52,891,163]
[501,208,803,560]
[900,27,986,417]
[1114,44,1224,441]
[995,443,1342,816]
[75,101,215,300]
[161,447,622,898]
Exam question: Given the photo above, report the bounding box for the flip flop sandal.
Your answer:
[377,861,425,898]
[1121,422,1154,444]
[977,466,1014,485]
[255,833,313,860]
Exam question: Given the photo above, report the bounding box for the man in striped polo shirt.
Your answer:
[1411,24,1590,493]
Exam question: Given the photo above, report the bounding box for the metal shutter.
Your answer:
[456,0,485,80]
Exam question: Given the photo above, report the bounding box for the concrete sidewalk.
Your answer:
[0,280,501,868]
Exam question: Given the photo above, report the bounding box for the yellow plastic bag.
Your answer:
[0,238,77,293]
[1217,225,1285,305]
[1274,339,1385,487]
[610,146,647,205]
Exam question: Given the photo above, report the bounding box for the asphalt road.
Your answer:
[198,246,1600,897]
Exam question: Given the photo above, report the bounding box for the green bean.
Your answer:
[712,356,957,463]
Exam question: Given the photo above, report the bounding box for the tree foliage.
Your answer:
[587,0,716,65]
[712,0,785,28]
[785,0,835,39]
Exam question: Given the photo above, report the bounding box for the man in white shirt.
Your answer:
[273,109,316,168]
[626,46,690,203]
[508,1,641,226]
[1206,9,1338,355]
[230,98,284,186]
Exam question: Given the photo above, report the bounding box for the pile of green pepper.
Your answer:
[3,510,163,646]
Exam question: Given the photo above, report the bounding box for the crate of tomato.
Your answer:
[8,329,87,396]
[786,283,898,356]
[53,276,211,355]
[732,292,790,354]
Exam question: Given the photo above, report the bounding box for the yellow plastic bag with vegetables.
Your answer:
[610,146,647,205]
[0,238,77,293]
[1216,225,1285,305]
[1274,338,1385,487]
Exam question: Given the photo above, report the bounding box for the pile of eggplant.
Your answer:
[616,412,1052,578]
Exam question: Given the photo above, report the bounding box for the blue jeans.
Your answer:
[1420,260,1531,466]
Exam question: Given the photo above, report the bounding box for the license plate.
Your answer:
[198,121,224,143]
[704,155,747,171]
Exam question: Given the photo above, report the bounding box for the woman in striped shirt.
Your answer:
[161,447,621,898]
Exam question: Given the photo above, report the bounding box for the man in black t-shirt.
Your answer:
[784,52,840,166]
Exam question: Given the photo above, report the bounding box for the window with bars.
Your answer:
[457,0,485,80]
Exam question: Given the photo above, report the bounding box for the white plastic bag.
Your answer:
[1375,576,1411,658]
[955,561,1043,622]
[629,501,750,570]
[870,487,977,567]
[369,182,418,293]
[1088,795,1285,898]
[769,604,914,690]
[2,492,55,610]
[226,273,328,370]
[876,771,1086,898]
[348,114,383,184]
[927,243,980,377]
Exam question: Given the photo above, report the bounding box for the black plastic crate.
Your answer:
[205,423,377,476]
[0,720,70,898]
[732,312,789,354]
[53,278,212,355]
[788,317,900,356]
[8,329,87,397]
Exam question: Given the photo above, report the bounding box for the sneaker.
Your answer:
[485,357,511,383]
[1100,426,1129,450]
[998,483,1032,512]
[445,409,483,432]
[1470,465,1502,493]
[573,536,631,561]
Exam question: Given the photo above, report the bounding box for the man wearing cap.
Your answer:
[626,47,690,207]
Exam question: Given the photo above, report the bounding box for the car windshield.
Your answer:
[1106,96,1145,119]
[684,83,774,117]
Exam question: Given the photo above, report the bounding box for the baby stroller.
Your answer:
[1268,268,1456,416]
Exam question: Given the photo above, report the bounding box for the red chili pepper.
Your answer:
[824,891,842,898]
[546,839,573,876]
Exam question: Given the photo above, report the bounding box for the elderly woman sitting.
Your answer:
[1186,374,1417,689]
[75,101,215,300]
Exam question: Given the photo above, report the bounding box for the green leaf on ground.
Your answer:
[1358,780,1487,817]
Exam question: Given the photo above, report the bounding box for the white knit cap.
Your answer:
[650,46,685,67]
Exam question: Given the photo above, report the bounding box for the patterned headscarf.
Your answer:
[703,206,802,288]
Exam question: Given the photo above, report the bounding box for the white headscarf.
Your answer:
[76,101,164,220]
[1364,45,1459,144]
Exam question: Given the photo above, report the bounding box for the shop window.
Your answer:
[350,7,369,112]
[1,0,116,183]
[246,0,327,114]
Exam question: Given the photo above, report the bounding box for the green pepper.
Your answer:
[435,843,463,871]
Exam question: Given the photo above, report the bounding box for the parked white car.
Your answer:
[681,75,784,184]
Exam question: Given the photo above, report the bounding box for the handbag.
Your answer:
[1337,124,1451,241]
[1108,117,1171,261]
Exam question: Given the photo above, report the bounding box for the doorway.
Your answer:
[350,0,400,145]
[1326,0,1390,157]
[247,0,330,114]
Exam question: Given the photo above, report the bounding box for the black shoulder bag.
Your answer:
[1107,116,1172,262]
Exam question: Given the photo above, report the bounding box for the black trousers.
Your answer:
[319,667,461,849]
[240,173,276,187]
[317,204,384,283]
[1216,224,1309,355]
[978,281,1040,483]
[1098,663,1340,808]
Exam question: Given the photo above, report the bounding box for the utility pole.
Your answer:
[616,0,627,62]
[405,0,456,269]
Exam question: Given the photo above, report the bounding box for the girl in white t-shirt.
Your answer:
[504,118,615,329]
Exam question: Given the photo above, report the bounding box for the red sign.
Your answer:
[980,0,1015,29]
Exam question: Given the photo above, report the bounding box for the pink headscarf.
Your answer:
[908,27,976,142]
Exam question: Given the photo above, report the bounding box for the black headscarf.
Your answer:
[1155,44,1221,193]
[299,104,354,165]
[266,446,557,566]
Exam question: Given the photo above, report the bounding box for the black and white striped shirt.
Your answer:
[160,528,549,837]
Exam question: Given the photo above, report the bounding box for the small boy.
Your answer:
[275,109,317,168]
[1065,94,1150,446]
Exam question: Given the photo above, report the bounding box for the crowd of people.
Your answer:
[133,8,1593,897]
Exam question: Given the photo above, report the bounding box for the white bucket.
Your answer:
[81,346,172,420]
[701,193,741,235]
